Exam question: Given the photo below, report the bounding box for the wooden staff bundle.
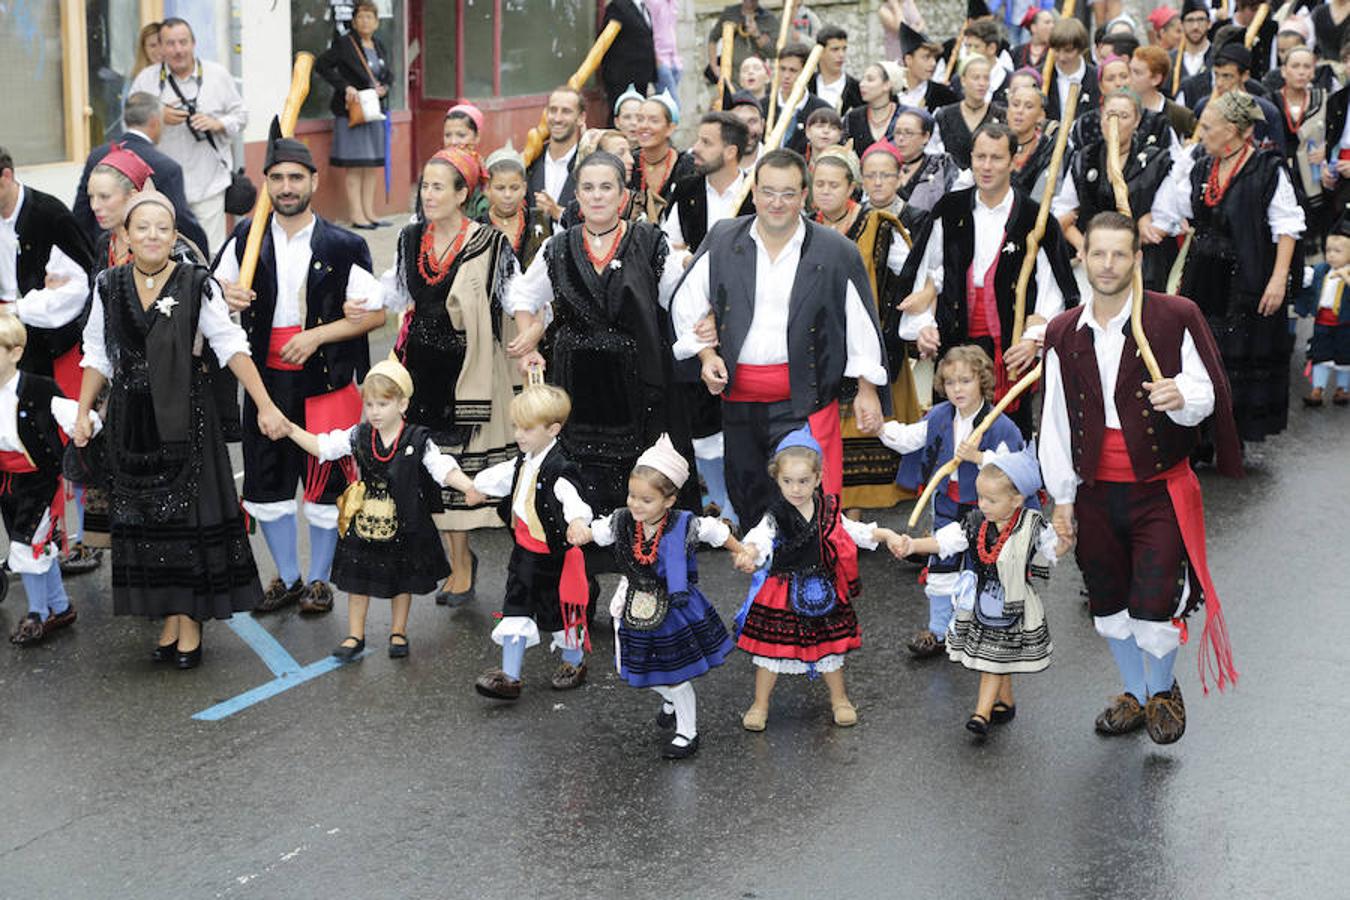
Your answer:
[522,20,623,167]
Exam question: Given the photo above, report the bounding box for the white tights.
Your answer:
[651,682,697,746]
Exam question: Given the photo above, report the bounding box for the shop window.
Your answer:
[2,0,67,165]
[499,0,595,97]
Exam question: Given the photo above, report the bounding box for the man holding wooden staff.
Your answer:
[1040,211,1240,745]
[214,127,386,615]
[898,122,1078,436]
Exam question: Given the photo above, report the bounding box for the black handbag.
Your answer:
[224,167,256,215]
[621,579,670,631]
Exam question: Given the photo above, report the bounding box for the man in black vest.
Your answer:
[663,112,754,526]
[216,128,386,615]
[599,0,657,121]
[899,123,1078,436]
[806,26,863,116]
[671,149,888,526]
[525,86,584,223]
[72,92,208,255]
[1041,212,1240,743]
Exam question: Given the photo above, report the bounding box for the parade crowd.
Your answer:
[4,0,1346,760]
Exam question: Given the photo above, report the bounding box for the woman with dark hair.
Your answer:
[506,151,695,516]
[73,192,280,668]
[316,0,394,229]
[634,95,696,222]
[368,149,519,605]
[844,62,902,157]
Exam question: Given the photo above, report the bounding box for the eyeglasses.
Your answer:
[863,171,900,182]
[755,188,802,203]
[1182,14,1209,24]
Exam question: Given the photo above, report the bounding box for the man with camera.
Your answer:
[129,17,247,255]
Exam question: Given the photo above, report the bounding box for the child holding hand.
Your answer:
[286,359,486,660]
[893,446,1068,740]
[731,426,908,731]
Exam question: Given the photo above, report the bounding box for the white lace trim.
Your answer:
[751,654,845,674]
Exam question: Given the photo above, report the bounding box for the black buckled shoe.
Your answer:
[436,552,479,606]
[388,633,409,659]
[333,636,366,661]
[661,735,700,760]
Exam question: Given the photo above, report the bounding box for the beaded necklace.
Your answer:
[1202,142,1252,208]
[975,508,1021,565]
[416,216,470,285]
[632,513,667,566]
[107,237,131,269]
[814,199,858,232]
[639,147,677,200]
[583,221,626,271]
[371,421,405,463]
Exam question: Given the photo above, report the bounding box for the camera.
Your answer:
[179,99,216,147]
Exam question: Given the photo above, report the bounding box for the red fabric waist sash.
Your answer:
[267,326,304,371]
[723,363,843,497]
[0,450,37,474]
[966,247,1020,411]
[1316,308,1340,326]
[513,515,552,553]
[1092,429,1237,693]
[945,479,962,502]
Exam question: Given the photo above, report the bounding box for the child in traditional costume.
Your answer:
[443,103,488,219]
[472,384,595,699]
[576,435,742,759]
[895,446,1067,739]
[1295,218,1350,407]
[0,315,91,646]
[732,426,907,730]
[881,345,1028,659]
[480,146,551,271]
[285,359,485,660]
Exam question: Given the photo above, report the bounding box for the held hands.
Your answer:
[1003,338,1039,379]
[462,487,489,507]
[732,546,759,574]
[916,325,941,358]
[1142,378,1185,412]
[700,351,729,395]
[506,319,545,358]
[72,411,94,448]
[1138,214,1166,246]
[222,281,256,313]
[257,403,290,440]
[889,533,914,559]
[566,520,593,546]
[852,381,883,435]
[1051,502,1076,552]
[954,437,983,465]
[517,350,546,376]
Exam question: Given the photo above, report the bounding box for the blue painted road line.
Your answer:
[226,614,302,677]
[192,650,371,721]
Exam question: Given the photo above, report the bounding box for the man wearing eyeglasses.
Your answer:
[1171,0,1214,89]
[670,149,888,527]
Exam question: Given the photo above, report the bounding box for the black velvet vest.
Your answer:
[496,443,581,555]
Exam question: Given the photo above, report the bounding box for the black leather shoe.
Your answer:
[333,636,366,660]
[151,641,177,663]
[990,702,1017,725]
[656,706,676,729]
[388,633,409,659]
[661,735,700,760]
[965,714,990,739]
[175,643,203,670]
[436,552,479,606]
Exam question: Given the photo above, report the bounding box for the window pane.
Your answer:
[86,0,143,145]
[2,0,67,164]
[420,0,458,99]
[463,0,492,98]
[293,0,408,119]
[501,0,593,97]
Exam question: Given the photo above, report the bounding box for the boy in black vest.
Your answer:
[0,315,90,646]
[472,384,595,700]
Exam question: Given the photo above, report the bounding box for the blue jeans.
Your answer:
[655,64,682,100]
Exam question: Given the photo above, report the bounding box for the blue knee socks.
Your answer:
[1107,636,1148,703]
[258,514,301,585]
[1339,367,1350,390]
[1144,647,1179,697]
[927,593,954,637]
[44,565,69,615]
[696,455,737,527]
[20,566,68,617]
[1313,363,1333,390]
[307,523,339,584]
[560,644,584,667]
[501,636,526,680]
[70,485,85,544]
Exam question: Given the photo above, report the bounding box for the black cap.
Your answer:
[263,116,316,173]
[1213,42,1251,71]
[730,90,762,110]
[1181,0,1210,17]
[967,0,992,20]
[900,22,940,58]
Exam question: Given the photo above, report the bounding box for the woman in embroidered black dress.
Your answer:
[375,148,519,604]
[73,192,281,667]
[1154,92,1306,447]
[507,151,693,520]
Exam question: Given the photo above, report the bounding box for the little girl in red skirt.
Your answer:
[732,425,906,731]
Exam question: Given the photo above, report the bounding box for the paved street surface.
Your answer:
[1,231,1344,898]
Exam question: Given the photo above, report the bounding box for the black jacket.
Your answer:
[807,72,863,116]
[599,0,656,100]
[10,187,94,375]
[526,143,580,213]
[1046,64,1099,122]
[316,32,394,118]
[72,131,208,256]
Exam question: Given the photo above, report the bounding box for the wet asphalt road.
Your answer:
[3,324,1348,900]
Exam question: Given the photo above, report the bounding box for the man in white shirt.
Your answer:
[215,133,385,616]
[671,149,887,526]
[806,26,862,115]
[1040,211,1240,745]
[525,86,585,223]
[129,18,248,255]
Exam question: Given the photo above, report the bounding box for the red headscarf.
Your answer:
[430,147,482,191]
[861,138,905,167]
[98,143,155,191]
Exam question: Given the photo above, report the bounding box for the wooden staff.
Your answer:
[730,44,823,215]
[238,52,315,291]
[1244,3,1270,48]
[1104,116,1165,382]
[906,363,1044,528]
[1171,40,1185,97]
[523,20,622,167]
[1011,83,1078,343]
[713,21,735,112]
[765,0,798,135]
[942,20,967,86]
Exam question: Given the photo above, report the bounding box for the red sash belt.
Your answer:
[1316,308,1340,326]
[1093,428,1238,693]
[945,479,962,502]
[53,345,83,402]
[267,326,304,371]
[723,363,843,497]
[0,450,37,474]
[513,515,552,553]
[966,244,1020,412]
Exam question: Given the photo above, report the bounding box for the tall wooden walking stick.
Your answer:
[729,43,823,215]
[713,21,735,112]
[765,0,798,134]
[906,83,1081,530]
[1244,3,1270,48]
[943,20,968,87]
[1105,115,1165,382]
[238,52,314,290]
[523,20,623,167]
[1039,0,1078,96]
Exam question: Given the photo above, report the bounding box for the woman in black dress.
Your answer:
[933,56,1005,169]
[844,62,903,157]
[74,192,280,668]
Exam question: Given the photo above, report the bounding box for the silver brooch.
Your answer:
[1137,152,1149,166]
[1003,241,1017,254]
[154,295,178,317]
[313,261,322,270]
[404,445,414,455]
[610,259,623,270]
[1087,168,1098,182]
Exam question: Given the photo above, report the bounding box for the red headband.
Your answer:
[430,147,481,190]
[862,138,905,167]
[99,143,155,191]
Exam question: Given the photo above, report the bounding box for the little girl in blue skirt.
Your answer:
[576,434,744,760]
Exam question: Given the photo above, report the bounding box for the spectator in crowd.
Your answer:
[650,0,683,101]
[128,17,247,255]
[600,0,658,120]
[316,0,394,230]
[132,22,162,79]
[73,92,208,255]
[880,0,927,61]
[706,1,779,87]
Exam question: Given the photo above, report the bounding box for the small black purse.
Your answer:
[622,579,670,631]
[224,167,257,216]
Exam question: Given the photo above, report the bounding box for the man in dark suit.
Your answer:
[760,43,831,155]
[599,0,656,122]
[72,91,208,255]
